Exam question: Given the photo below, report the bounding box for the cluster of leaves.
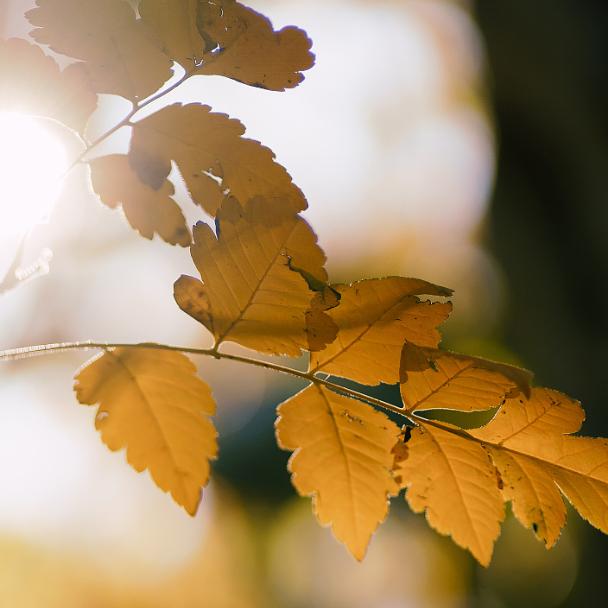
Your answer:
[2,0,608,567]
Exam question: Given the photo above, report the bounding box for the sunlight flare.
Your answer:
[0,112,68,236]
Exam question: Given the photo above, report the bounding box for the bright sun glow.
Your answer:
[0,113,68,237]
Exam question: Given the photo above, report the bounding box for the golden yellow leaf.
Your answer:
[196,0,314,91]
[483,448,566,548]
[27,0,172,101]
[472,388,584,444]
[174,197,337,355]
[74,347,218,515]
[275,384,401,560]
[129,103,307,216]
[471,388,608,547]
[396,422,504,566]
[89,155,191,246]
[0,38,96,134]
[308,278,453,386]
[139,0,205,69]
[400,345,521,413]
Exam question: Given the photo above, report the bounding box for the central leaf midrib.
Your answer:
[407,360,475,412]
[320,386,360,546]
[311,294,419,373]
[213,221,299,347]
[111,352,188,497]
[426,426,486,556]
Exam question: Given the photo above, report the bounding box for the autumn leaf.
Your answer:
[129,103,307,216]
[27,0,172,101]
[2,0,606,572]
[275,384,401,560]
[471,388,608,548]
[395,422,504,566]
[74,347,218,515]
[399,344,531,413]
[139,0,205,69]
[395,386,608,563]
[174,197,337,355]
[309,278,453,386]
[196,0,314,91]
[0,38,96,134]
[89,154,191,246]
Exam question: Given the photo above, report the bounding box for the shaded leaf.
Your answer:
[305,287,341,352]
[196,0,314,91]
[139,0,205,69]
[400,344,524,413]
[0,37,96,134]
[74,347,218,515]
[90,154,191,246]
[396,422,504,566]
[174,197,336,355]
[309,278,453,385]
[276,384,401,560]
[471,388,608,547]
[27,0,172,101]
[129,103,307,216]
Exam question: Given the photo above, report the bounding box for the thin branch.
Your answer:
[64,70,193,174]
[135,70,194,115]
[2,71,195,296]
[0,341,412,420]
[5,344,584,476]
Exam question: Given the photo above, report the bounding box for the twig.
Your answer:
[0,341,413,421]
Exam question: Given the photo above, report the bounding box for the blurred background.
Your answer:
[0,0,607,606]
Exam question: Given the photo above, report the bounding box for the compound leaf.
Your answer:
[276,384,401,560]
[196,0,314,91]
[129,103,307,216]
[90,154,191,246]
[27,0,172,101]
[174,197,337,356]
[10,0,607,571]
[74,347,218,515]
[0,37,96,134]
[309,278,453,386]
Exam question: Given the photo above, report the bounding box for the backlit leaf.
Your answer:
[74,347,218,515]
[400,344,526,413]
[484,448,566,549]
[471,388,608,547]
[130,103,306,217]
[174,197,337,355]
[27,0,172,101]
[396,422,504,566]
[398,387,608,561]
[309,278,452,385]
[3,0,606,571]
[196,0,314,91]
[0,37,96,134]
[90,155,191,246]
[275,384,401,560]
